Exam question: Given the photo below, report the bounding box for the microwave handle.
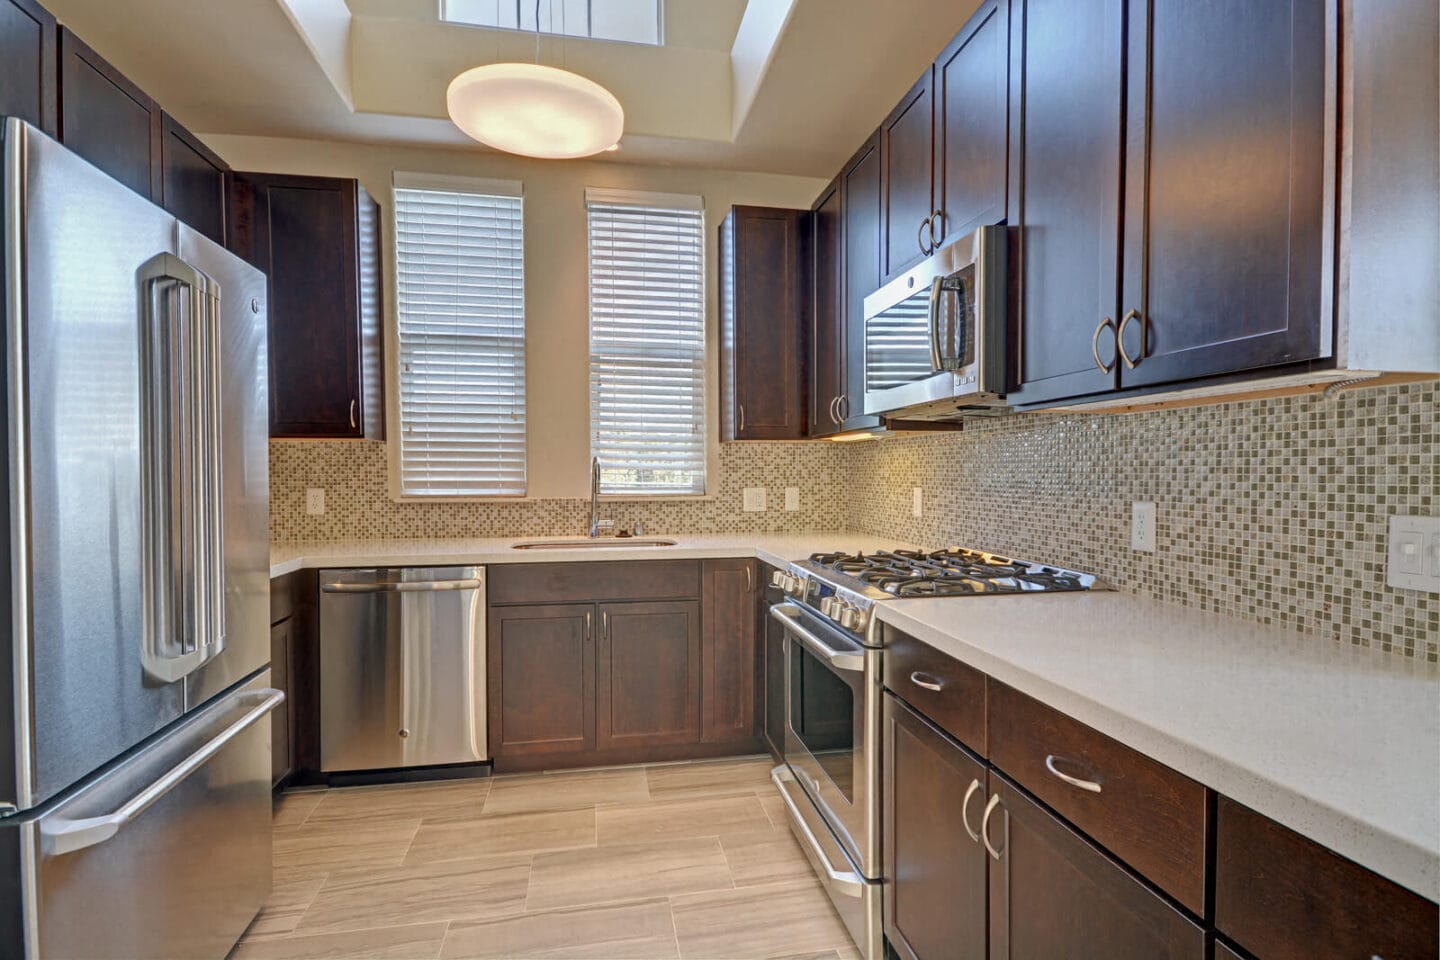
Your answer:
[927,275,944,372]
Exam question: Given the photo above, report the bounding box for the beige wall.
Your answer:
[203,133,827,499]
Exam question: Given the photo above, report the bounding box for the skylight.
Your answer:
[441,0,663,45]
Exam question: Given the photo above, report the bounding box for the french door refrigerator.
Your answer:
[0,118,278,958]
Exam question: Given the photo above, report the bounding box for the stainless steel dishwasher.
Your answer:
[318,567,486,771]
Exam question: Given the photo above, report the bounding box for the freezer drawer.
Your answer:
[319,567,487,772]
[15,671,281,959]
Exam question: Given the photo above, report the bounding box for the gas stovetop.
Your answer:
[805,548,1109,598]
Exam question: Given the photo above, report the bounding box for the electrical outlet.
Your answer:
[743,487,767,512]
[1387,515,1440,592]
[912,487,923,518]
[1131,501,1156,552]
[305,488,326,515]
[784,487,800,511]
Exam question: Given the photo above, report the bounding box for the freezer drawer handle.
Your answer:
[320,579,484,593]
[40,689,285,856]
[770,764,865,899]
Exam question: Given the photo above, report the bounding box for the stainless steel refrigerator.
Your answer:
[0,118,277,959]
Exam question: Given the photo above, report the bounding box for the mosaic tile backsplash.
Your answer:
[270,440,846,541]
[843,381,1439,662]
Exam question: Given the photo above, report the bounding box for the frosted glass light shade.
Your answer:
[447,63,624,159]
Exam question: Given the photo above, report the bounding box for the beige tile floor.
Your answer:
[231,756,862,960]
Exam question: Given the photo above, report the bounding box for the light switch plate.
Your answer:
[784,487,800,511]
[912,488,923,518]
[305,488,326,515]
[743,487,766,512]
[1131,501,1156,552]
[1387,515,1440,592]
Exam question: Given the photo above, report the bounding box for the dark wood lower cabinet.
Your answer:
[988,774,1207,960]
[1213,942,1247,960]
[269,618,295,786]
[701,559,758,742]
[596,600,700,750]
[883,693,988,960]
[487,603,596,758]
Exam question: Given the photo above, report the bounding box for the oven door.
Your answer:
[771,601,880,879]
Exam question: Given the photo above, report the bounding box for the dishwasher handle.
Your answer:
[321,578,483,593]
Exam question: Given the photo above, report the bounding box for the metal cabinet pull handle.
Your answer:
[1091,316,1118,374]
[1045,754,1102,793]
[349,398,358,429]
[1117,308,1143,369]
[839,394,850,420]
[909,671,944,692]
[917,214,934,255]
[738,403,745,433]
[828,396,840,425]
[601,610,610,643]
[929,208,944,248]
[981,793,1004,861]
[585,610,593,643]
[745,565,753,594]
[961,778,983,843]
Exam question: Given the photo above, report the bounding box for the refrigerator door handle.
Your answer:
[39,688,284,856]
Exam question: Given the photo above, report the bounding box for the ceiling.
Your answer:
[41,0,981,177]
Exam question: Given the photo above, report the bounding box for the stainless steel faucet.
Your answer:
[589,456,601,538]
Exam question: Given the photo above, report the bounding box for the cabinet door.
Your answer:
[933,0,1008,247]
[987,775,1206,960]
[56,28,161,200]
[810,178,844,438]
[0,0,56,135]
[1007,0,1125,405]
[881,69,935,281]
[269,618,294,786]
[840,132,883,432]
[701,560,758,742]
[160,112,229,246]
[596,600,701,750]
[883,694,987,960]
[488,603,595,757]
[1118,0,1326,387]
[720,206,809,440]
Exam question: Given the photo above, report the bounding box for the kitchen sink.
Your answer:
[511,538,678,550]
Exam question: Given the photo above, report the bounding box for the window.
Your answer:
[442,0,662,45]
[393,174,526,497]
[587,188,706,496]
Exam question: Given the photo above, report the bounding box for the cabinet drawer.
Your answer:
[1215,797,1439,960]
[987,680,1209,915]
[488,560,701,605]
[883,630,985,755]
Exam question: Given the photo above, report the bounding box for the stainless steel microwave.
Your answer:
[862,225,1007,420]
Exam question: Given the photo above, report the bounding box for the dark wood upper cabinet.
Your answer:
[719,205,809,441]
[160,112,229,247]
[988,774,1207,960]
[1005,0,1126,406]
[234,173,385,439]
[809,178,845,439]
[56,27,161,201]
[932,0,1008,248]
[0,0,56,135]
[487,603,596,758]
[1215,796,1440,960]
[839,132,883,434]
[880,70,935,282]
[596,600,701,750]
[883,693,988,960]
[1118,0,1326,388]
[701,559,758,743]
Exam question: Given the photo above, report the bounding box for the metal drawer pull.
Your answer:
[909,671,944,692]
[321,579,482,593]
[1045,754,1102,793]
[1117,308,1143,369]
[980,793,1004,861]
[349,398,358,429]
[1091,316,1117,373]
[961,778,982,843]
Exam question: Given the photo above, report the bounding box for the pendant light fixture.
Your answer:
[447,0,624,160]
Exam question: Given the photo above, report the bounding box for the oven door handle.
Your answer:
[770,603,865,673]
[771,764,865,898]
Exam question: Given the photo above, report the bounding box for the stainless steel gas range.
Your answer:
[766,548,1110,959]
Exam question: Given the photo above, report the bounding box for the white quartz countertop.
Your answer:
[269,534,919,579]
[874,593,1440,901]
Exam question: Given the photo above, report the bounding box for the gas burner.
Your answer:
[803,545,1108,600]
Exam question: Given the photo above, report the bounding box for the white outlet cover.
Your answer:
[784,487,800,511]
[1387,515,1440,592]
[743,487,766,512]
[1131,501,1156,552]
[305,488,326,515]
[911,487,923,518]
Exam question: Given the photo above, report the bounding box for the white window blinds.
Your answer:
[587,188,706,496]
[393,174,526,497]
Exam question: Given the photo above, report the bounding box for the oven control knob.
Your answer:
[838,606,860,630]
[770,570,786,589]
[849,608,870,633]
[820,597,839,619]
